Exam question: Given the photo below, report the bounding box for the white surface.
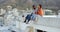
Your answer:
[43,15,57,17]
[20,22,30,30]
[33,24,60,32]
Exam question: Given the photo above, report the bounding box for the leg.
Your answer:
[26,19,30,24]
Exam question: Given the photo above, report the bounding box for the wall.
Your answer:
[36,15,60,28]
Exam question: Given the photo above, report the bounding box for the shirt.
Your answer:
[32,9,37,14]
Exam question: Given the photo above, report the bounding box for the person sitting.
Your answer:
[36,4,44,16]
[24,5,37,24]
[31,5,37,21]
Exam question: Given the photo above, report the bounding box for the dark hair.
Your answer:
[39,4,42,8]
[32,5,35,7]
[22,15,24,17]
[32,5,36,9]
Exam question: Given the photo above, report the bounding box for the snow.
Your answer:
[0,8,60,32]
[33,24,60,32]
[0,8,6,15]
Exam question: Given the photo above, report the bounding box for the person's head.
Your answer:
[38,4,42,9]
[22,15,24,17]
[32,5,36,10]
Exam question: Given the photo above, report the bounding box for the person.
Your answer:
[24,5,37,24]
[31,5,37,21]
[36,4,44,16]
[22,15,25,22]
[24,5,37,22]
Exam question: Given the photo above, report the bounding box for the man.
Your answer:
[24,5,37,24]
[31,5,37,21]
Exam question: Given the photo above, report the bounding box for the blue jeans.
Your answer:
[24,14,31,24]
[31,14,36,21]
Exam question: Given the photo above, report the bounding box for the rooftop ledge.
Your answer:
[43,15,57,17]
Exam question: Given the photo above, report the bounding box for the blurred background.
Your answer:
[0,0,60,15]
[0,0,60,32]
